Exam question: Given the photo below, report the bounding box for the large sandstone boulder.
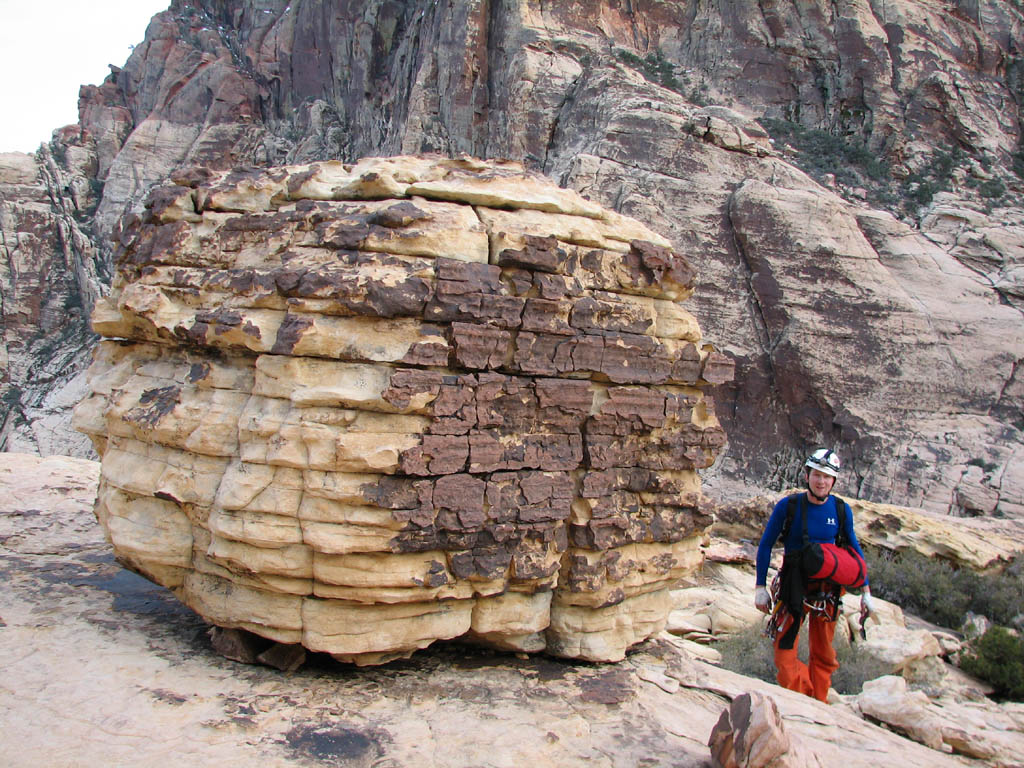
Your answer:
[73,155,731,665]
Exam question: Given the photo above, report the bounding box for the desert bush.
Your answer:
[615,48,681,92]
[978,178,1006,199]
[759,118,890,187]
[714,623,779,684]
[907,179,938,208]
[715,622,888,695]
[959,626,1024,700]
[864,547,1024,630]
[755,123,1013,215]
[1012,146,1024,179]
[864,547,968,628]
[831,642,892,695]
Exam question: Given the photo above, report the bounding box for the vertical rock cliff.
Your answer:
[0,149,106,456]
[3,0,1023,516]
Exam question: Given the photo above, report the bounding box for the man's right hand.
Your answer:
[754,586,771,613]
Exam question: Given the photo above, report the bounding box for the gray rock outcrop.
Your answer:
[0,151,104,457]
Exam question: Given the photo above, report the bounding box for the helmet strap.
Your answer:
[807,486,829,503]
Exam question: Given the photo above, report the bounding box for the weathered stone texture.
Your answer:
[75,156,729,664]
[9,452,1024,766]
[0,151,103,458]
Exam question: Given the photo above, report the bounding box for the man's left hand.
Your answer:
[860,587,875,622]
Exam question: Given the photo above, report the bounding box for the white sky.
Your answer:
[0,0,170,153]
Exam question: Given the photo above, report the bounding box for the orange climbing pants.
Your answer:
[773,610,839,702]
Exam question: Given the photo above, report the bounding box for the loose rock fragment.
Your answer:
[708,692,823,768]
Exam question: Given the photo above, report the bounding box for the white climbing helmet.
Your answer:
[805,448,840,478]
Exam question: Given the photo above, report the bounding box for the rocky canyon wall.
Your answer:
[0,150,106,457]
[2,0,1023,517]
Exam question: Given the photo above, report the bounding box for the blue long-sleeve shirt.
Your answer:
[755,494,868,587]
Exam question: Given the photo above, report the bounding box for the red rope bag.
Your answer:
[800,542,867,588]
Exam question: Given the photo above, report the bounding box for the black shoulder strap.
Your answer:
[780,493,803,546]
[783,493,849,548]
[833,496,850,548]
[799,493,810,545]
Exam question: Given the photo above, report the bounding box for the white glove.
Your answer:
[860,587,875,619]
[755,586,771,614]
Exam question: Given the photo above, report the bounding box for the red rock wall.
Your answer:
[6,0,1023,517]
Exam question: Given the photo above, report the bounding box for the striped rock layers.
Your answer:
[74,155,732,665]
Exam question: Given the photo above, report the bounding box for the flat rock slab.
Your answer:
[0,452,978,767]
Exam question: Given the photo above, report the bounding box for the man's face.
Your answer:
[807,468,836,498]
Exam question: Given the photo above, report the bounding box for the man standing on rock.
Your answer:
[753,449,874,702]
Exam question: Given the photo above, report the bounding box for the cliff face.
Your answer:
[0,150,105,457]
[2,0,1023,516]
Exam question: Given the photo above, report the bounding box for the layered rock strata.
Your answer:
[74,155,731,664]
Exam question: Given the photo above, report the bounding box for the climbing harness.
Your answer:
[802,584,842,622]
[763,572,842,642]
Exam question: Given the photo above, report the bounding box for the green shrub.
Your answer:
[864,547,969,628]
[714,623,779,684]
[979,178,1006,199]
[714,622,889,695]
[959,626,1024,700]
[899,146,974,212]
[758,119,890,187]
[1012,146,1024,179]
[643,51,680,92]
[966,457,999,473]
[864,547,1024,630]
[973,559,1024,629]
[614,48,682,93]
[908,180,937,208]
[616,49,643,68]
[831,642,892,695]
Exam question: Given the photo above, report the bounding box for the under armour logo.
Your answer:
[827,517,837,525]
